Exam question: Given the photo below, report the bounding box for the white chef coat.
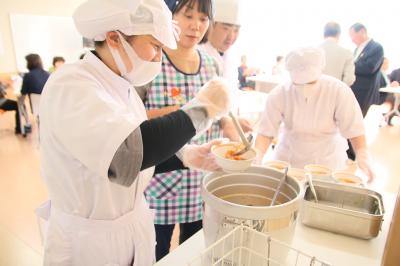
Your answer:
[198,42,239,87]
[39,51,155,266]
[198,42,240,109]
[258,75,364,170]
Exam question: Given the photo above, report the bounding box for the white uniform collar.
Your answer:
[84,51,132,89]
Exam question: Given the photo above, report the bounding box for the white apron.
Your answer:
[258,77,364,171]
[37,52,157,266]
[274,129,348,170]
[39,168,155,266]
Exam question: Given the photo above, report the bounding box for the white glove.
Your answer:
[177,139,228,171]
[356,148,375,183]
[183,77,231,119]
[182,78,231,137]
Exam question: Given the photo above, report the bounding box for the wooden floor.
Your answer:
[0,104,399,266]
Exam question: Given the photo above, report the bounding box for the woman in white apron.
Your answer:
[38,0,231,265]
[255,47,375,182]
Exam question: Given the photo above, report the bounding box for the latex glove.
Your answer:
[178,139,228,171]
[356,148,375,183]
[182,78,231,136]
[194,77,231,119]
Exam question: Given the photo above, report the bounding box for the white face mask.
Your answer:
[109,32,161,86]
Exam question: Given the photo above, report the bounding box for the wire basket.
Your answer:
[188,225,332,266]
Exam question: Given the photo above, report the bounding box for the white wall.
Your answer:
[1,0,399,74]
[236,0,400,74]
[0,0,85,73]
[9,14,83,72]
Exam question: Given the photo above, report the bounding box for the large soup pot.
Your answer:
[202,166,303,247]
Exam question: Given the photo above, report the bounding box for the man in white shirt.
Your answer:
[198,0,242,87]
[198,0,252,138]
[320,22,355,86]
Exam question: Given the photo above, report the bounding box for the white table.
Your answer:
[379,86,400,124]
[246,75,286,93]
[155,193,395,266]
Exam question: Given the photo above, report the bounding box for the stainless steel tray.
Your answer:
[301,180,384,239]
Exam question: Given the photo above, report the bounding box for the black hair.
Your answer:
[276,56,283,62]
[350,23,367,33]
[52,56,65,66]
[173,0,214,19]
[324,22,341,38]
[25,54,43,71]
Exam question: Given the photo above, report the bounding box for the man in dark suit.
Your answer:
[349,23,384,117]
[346,23,384,160]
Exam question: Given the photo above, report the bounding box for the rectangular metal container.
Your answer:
[301,181,384,239]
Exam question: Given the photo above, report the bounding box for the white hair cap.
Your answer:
[73,0,177,49]
[214,0,243,26]
[285,47,326,84]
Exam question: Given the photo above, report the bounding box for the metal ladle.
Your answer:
[270,167,288,206]
[306,173,319,203]
[228,111,253,156]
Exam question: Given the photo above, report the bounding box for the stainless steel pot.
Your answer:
[202,166,304,247]
[302,180,385,239]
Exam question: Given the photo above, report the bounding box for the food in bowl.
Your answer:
[333,171,363,186]
[304,164,333,182]
[264,160,290,172]
[224,143,246,160]
[288,168,307,183]
[211,143,256,172]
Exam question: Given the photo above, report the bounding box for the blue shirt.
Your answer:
[21,68,50,95]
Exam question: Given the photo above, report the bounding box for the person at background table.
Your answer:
[378,57,392,104]
[21,54,49,96]
[141,0,235,261]
[238,55,258,90]
[320,21,355,86]
[255,47,375,182]
[379,58,400,123]
[389,67,400,86]
[21,53,50,123]
[272,55,284,76]
[198,0,252,135]
[49,56,65,73]
[0,80,20,134]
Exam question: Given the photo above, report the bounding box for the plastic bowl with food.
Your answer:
[304,164,333,182]
[264,160,290,172]
[333,171,363,186]
[288,167,307,185]
[211,143,256,172]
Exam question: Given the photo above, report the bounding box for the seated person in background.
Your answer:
[21,54,50,116]
[378,57,391,104]
[238,55,258,90]
[0,81,20,134]
[380,61,400,120]
[49,56,65,73]
[272,55,284,75]
[389,67,400,87]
